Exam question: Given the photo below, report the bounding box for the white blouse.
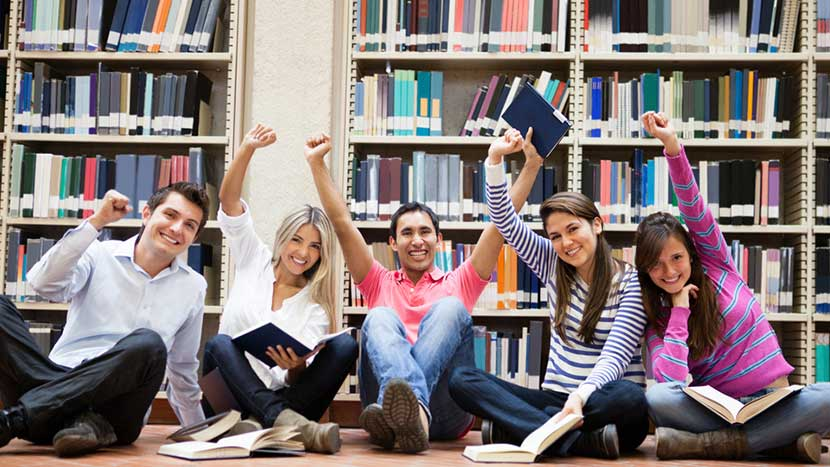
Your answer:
[217,200,330,390]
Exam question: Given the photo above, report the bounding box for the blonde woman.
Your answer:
[202,124,358,454]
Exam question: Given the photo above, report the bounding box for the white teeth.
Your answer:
[291,257,307,265]
[566,247,580,256]
[410,251,427,257]
[663,276,680,284]
[161,233,179,245]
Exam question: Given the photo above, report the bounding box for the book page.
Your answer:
[217,428,273,450]
[737,385,802,423]
[520,413,582,454]
[684,385,743,421]
[316,327,356,347]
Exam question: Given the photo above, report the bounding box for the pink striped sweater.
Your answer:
[645,146,793,398]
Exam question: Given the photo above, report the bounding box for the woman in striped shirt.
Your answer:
[637,111,830,463]
[449,128,649,459]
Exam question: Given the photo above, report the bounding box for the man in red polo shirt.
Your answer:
[305,134,536,453]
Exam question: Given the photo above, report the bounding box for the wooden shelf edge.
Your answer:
[814,313,830,322]
[15,51,232,65]
[349,135,573,146]
[344,307,549,318]
[14,302,222,313]
[581,52,808,63]
[352,221,806,234]
[765,313,809,322]
[9,133,229,145]
[6,218,220,229]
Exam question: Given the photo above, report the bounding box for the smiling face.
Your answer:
[545,211,602,280]
[277,223,322,278]
[138,192,203,261]
[389,210,441,277]
[646,234,693,295]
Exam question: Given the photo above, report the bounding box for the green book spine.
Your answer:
[817,334,830,383]
[58,157,68,218]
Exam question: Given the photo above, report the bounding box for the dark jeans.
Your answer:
[202,333,358,427]
[0,297,166,445]
[449,366,648,456]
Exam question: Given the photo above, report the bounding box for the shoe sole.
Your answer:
[53,434,100,458]
[316,424,342,454]
[382,380,429,454]
[603,424,620,460]
[797,433,822,464]
[359,405,395,449]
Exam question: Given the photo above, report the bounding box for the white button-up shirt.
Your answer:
[218,200,330,390]
[27,220,207,425]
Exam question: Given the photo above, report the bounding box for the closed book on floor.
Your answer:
[462,413,582,463]
[501,81,571,158]
[683,385,802,425]
[167,410,241,442]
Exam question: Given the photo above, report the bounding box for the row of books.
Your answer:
[355,0,570,53]
[5,229,214,301]
[581,154,782,226]
[818,0,830,52]
[7,145,211,219]
[817,158,830,225]
[584,70,794,140]
[20,0,226,53]
[584,0,800,54]
[472,322,546,389]
[817,333,829,382]
[14,63,213,136]
[729,242,795,314]
[350,153,559,223]
[354,70,443,137]
[814,246,830,313]
[815,74,830,139]
[25,321,63,356]
[461,71,569,138]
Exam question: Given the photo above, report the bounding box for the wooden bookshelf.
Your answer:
[0,0,245,414]
[336,0,823,393]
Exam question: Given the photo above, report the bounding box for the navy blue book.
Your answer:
[232,324,354,368]
[501,82,572,158]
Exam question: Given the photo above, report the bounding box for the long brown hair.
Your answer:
[541,192,623,345]
[634,212,723,360]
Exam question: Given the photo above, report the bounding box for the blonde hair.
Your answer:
[272,205,337,333]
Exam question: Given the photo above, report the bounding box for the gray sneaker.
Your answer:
[53,412,117,458]
[359,403,395,449]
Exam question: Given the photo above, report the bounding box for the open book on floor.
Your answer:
[462,413,582,463]
[232,324,354,367]
[167,410,242,442]
[158,426,305,460]
[683,384,803,424]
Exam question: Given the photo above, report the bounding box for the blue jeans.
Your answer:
[647,381,830,453]
[359,296,475,440]
[449,366,649,456]
[203,333,358,427]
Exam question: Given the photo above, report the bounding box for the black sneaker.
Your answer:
[569,424,620,459]
[480,419,510,445]
[0,406,28,449]
[53,412,117,457]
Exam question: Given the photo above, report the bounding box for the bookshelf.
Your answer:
[0,0,246,411]
[335,0,826,398]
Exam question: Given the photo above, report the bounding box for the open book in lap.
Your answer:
[158,426,305,460]
[683,385,803,424]
[463,413,583,463]
[232,324,354,367]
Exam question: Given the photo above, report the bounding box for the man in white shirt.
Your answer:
[0,182,209,457]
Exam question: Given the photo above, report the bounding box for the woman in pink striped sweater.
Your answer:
[635,111,830,463]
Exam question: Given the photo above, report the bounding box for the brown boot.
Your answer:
[759,432,823,464]
[359,403,395,449]
[655,427,748,460]
[274,409,341,454]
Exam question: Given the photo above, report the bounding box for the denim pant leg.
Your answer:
[414,297,476,440]
[743,383,830,453]
[577,380,649,453]
[203,334,288,427]
[359,307,427,406]
[646,381,731,433]
[284,333,359,421]
[449,365,560,445]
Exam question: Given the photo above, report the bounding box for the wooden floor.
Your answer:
[0,425,826,466]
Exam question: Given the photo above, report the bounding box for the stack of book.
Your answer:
[14,63,213,136]
[5,229,214,303]
[816,246,830,313]
[583,70,793,139]
[355,0,570,53]
[816,332,829,383]
[584,0,800,54]
[816,75,830,139]
[581,153,782,225]
[350,153,559,223]
[472,322,547,389]
[728,241,794,314]
[20,0,227,53]
[461,71,569,137]
[353,69,443,137]
[7,145,214,220]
